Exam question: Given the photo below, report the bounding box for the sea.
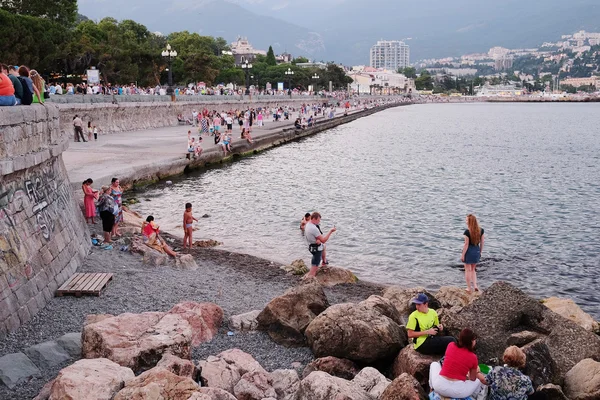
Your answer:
[131,102,600,318]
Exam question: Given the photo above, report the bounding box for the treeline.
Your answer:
[0,2,352,88]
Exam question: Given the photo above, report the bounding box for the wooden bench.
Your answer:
[56,273,113,297]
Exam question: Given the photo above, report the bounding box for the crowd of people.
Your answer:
[0,64,47,106]
[83,177,123,249]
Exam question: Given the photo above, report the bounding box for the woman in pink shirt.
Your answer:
[429,328,482,398]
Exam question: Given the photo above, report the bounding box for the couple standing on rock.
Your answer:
[303,212,336,278]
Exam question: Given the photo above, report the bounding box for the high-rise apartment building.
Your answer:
[370,40,410,70]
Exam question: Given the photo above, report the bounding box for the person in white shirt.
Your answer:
[304,212,336,278]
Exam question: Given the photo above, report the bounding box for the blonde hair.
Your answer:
[467,214,481,246]
[29,70,44,96]
[503,346,526,368]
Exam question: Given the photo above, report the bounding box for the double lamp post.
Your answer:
[161,44,178,97]
[241,60,252,95]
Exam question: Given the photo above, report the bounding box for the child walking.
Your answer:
[183,202,198,250]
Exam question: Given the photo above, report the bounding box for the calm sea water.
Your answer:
[132,103,600,318]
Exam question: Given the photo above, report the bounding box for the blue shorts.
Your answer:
[311,250,323,267]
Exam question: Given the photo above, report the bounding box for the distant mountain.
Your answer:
[77,0,600,65]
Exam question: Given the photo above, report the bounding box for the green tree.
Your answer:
[399,66,417,79]
[415,71,433,90]
[561,85,576,93]
[266,45,276,66]
[1,0,78,26]
[292,56,309,64]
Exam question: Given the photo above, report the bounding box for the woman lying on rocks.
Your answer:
[141,215,178,257]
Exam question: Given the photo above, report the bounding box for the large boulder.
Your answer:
[521,339,560,387]
[296,371,373,400]
[542,297,599,332]
[360,295,403,325]
[131,237,169,267]
[167,302,223,346]
[302,356,360,380]
[49,358,134,400]
[24,341,71,369]
[382,286,440,321]
[114,366,199,400]
[563,358,600,400]
[305,300,407,364]
[0,352,42,389]
[441,281,600,378]
[229,310,261,331]
[197,349,266,394]
[352,367,391,398]
[188,388,237,399]
[271,369,300,400]
[380,373,428,400]
[391,345,440,388]
[530,384,568,400]
[156,353,197,379]
[435,286,481,309]
[174,254,199,270]
[82,311,192,372]
[257,283,329,346]
[233,371,277,400]
[314,266,358,287]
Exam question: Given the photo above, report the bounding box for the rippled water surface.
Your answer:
[132,103,600,317]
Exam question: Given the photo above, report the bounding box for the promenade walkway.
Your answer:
[63,106,363,188]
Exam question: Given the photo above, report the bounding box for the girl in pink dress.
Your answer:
[82,178,99,224]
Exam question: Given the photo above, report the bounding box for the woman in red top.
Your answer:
[429,328,482,398]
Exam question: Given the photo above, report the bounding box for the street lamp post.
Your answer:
[241,60,252,95]
[285,67,294,96]
[312,73,319,94]
[161,44,178,98]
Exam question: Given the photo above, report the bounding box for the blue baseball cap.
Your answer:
[411,293,429,304]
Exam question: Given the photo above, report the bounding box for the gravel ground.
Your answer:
[0,225,383,400]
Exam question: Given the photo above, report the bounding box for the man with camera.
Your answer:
[406,293,456,355]
[304,212,336,278]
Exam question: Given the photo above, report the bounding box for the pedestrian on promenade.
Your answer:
[461,214,484,293]
[97,186,116,245]
[182,202,198,250]
[304,212,336,278]
[73,115,86,142]
[87,121,93,142]
[82,178,99,224]
[110,178,123,237]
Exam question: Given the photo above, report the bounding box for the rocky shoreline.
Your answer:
[0,210,599,399]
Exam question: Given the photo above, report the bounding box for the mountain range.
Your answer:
[78,0,600,65]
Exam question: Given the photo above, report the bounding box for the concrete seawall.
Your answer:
[56,96,394,136]
[0,106,90,337]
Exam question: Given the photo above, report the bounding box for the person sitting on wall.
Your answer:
[294,118,304,131]
[406,293,456,355]
[141,215,178,257]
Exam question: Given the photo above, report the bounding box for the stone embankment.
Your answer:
[55,95,392,135]
[0,107,89,337]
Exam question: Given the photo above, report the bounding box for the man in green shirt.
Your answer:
[3,65,23,104]
[406,293,456,355]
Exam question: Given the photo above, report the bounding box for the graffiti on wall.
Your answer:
[0,162,73,288]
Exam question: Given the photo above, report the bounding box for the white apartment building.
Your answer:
[370,40,410,70]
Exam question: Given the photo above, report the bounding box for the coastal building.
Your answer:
[275,52,293,64]
[476,84,523,97]
[295,62,327,69]
[561,76,598,88]
[348,66,414,94]
[230,37,267,66]
[369,40,410,70]
[494,55,514,71]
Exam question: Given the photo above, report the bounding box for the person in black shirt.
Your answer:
[461,214,484,292]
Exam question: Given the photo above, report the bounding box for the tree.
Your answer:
[399,66,417,79]
[1,0,78,26]
[415,71,433,90]
[266,45,276,66]
[292,56,309,64]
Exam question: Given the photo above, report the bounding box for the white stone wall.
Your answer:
[0,105,89,337]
